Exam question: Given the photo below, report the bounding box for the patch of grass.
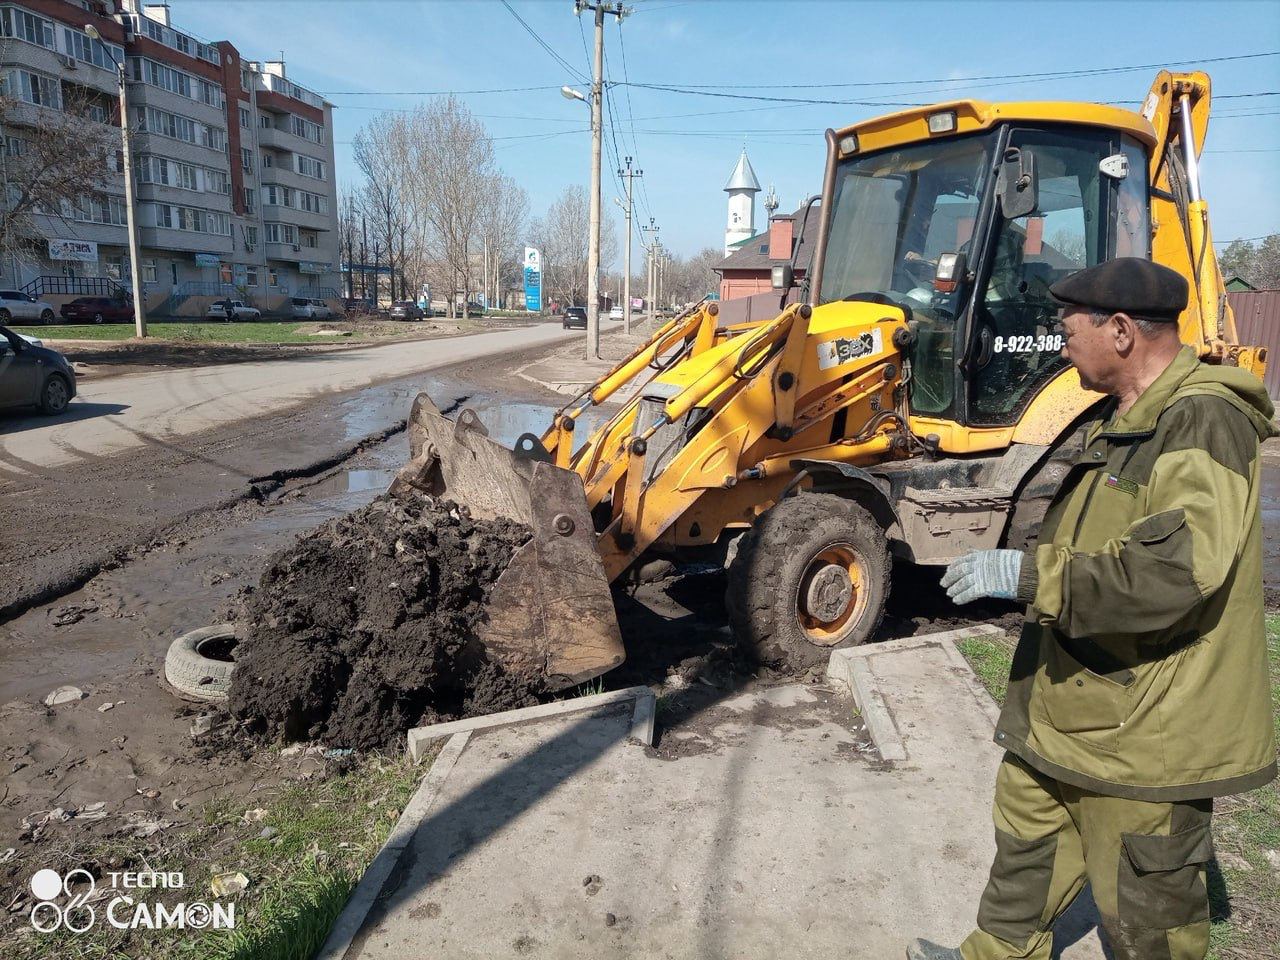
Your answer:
[956,633,1015,705]
[10,752,424,960]
[956,619,1280,959]
[33,322,355,345]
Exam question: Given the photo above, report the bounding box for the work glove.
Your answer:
[941,550,1023,605]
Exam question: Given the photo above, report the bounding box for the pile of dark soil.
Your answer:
[228,493,539,750]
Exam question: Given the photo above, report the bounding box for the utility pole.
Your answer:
[86,24,145,337]
[361,216,369,301]
[642,219,658,326]
[574,1,627,357]
[617,157,642,335]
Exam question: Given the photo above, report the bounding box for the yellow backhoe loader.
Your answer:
[390,70,1267,685]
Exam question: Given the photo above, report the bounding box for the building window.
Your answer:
[302,232,318,248]
[142,259,157,283]
[298,191,328,215]
[296,155,326,180]
[219,262,232,284]
[267,267,279,286]
[0,8,55,48]
[289,114,322,143]
[264,222,297,245]
[261,152,274,169]
[259,114,271,129]
[239,106,250,128]
[245,266,258,286]
[3,69,62,109]
[244,225,258,247]
[262,185,293,208]
[240,147,253,173]
[242,186,254,213]
[63,27,125,69]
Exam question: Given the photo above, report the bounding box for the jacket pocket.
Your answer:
[1038,637,1134,744]
[1118,821,1213,929]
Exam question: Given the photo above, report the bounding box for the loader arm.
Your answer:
[1142,71,1263,374]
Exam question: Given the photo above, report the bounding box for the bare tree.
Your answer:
[0,83,118,281]
[403,96,495,319]
[531,185,617,308]
[353,113,417,304]
[478,175,527,311]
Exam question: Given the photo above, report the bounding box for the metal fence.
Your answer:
[1228,290,1280,402]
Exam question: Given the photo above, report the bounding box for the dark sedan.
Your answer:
[562,306,588,329]
[59,296,134,324]
[0,324,76,414]
[389,301,425,321]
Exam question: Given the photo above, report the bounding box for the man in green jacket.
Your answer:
[909,258,1278,960]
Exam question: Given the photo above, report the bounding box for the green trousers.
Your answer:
[960,754,1213,960]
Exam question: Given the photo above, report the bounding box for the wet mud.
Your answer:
[228,493,537,751]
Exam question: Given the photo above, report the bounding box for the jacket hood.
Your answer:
[1101,348,1278,441]
[1178,352,1279,441]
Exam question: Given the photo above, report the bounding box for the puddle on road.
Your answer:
[0,379,621,703]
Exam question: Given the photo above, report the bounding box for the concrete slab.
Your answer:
[321,633,1106,959]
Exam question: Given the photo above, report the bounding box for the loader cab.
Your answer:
[815,117,1151,431]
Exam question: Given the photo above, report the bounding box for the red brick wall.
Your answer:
[257,89,323,126]
[216,42,246,215]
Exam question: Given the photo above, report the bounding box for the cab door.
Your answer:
[963,128,1150,426]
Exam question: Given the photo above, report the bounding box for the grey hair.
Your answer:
[1087,310,1170,339]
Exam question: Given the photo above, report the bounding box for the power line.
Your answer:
[321,85,561,96]
[1213,235,1274,245]
[499,0,588,83]
[623,50,1280,92]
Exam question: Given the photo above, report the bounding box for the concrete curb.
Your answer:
[406,685,657,762]
[826,625,1006,762]
[318,686,656,960]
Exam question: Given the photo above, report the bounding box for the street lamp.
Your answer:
[85,23,146,338]
[560,86,586,103]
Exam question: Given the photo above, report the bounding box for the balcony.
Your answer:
[139,226,232,255]
[256,124,326,155]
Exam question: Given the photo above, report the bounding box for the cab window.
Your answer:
[967,127,1148,425]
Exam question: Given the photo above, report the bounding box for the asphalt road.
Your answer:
[1,321,603,473]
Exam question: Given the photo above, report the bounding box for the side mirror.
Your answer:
[771,263,794,290]
[997,147,1038,220]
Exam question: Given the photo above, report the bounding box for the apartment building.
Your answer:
[0,0,339,311]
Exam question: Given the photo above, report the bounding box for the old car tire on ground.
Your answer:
[39,374,71,415]
[727,493,890,673]
[164,624,237,702]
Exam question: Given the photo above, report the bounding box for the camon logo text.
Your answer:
[29,869,236,933]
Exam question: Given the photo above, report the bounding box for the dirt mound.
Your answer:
[228,493,539,750]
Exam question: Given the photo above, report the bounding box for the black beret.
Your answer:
[1049,257,1188,323]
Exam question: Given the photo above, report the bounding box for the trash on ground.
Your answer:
[43,686,85,706]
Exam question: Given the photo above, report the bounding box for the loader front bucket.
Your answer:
[389,394,625,690]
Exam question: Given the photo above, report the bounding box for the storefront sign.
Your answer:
[194,253,220,268]
[299,262,329,275]
[48,239,98,262]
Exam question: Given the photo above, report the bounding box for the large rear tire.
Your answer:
[727,493,890,672]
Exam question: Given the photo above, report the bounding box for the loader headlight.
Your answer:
[838,134,858,156]
[927,111,957,135]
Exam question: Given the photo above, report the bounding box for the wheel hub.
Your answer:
[803,563,853,623]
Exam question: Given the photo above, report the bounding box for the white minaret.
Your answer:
[724,148,761,254]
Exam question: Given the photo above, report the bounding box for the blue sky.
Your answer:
[171,0,1280,262]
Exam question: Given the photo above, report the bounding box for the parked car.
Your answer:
[290,297,333,320]
[0,324,75,414]
[562,306,588,330]
[0,290,56,325]
[462,302,485,316]
[206,299,261,322]
[59,296,134,324]
[608,305,624,321]
[389,301,425,321]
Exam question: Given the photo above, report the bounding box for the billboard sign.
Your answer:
[523,246,542,312]
[48,238,98,262]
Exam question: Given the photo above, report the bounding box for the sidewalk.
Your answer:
[516,319,661,397]
[319,628,1105,960]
